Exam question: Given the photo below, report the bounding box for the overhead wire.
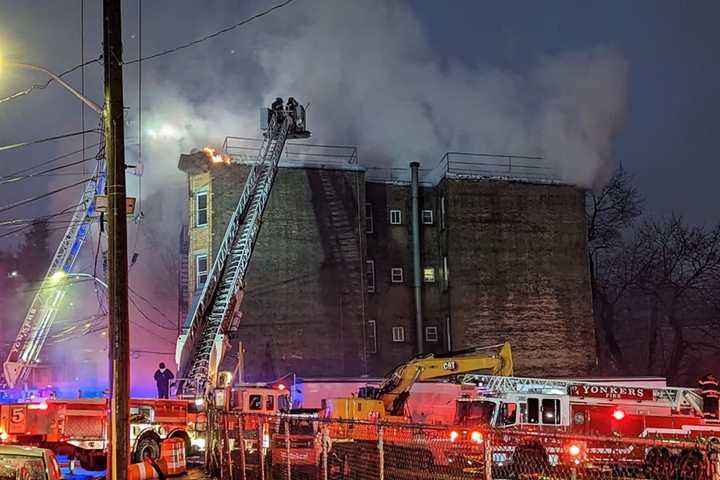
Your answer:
[0,177,93,216]
[0,156,97,185]
[0,142,101,180]
[0,203,82,227]
[0,57,102,106]
[123,0,296,65]
[0,129,101,153]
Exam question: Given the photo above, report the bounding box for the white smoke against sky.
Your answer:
[134,0,628,192]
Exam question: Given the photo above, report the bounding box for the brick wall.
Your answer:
[445,178,596,377]
[208,163,367,381]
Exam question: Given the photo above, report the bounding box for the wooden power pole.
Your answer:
[103,0,130,478]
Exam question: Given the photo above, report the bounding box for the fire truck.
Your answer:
[447,374,718,477]
[0,397,201,470]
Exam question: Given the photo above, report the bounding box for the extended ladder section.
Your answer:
[3,161,106,389]
[176,105,309,395]
[462,374,704,415]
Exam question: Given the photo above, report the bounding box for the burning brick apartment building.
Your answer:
[178,143,596,381]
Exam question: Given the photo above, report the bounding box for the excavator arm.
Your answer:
[377,342,513,416]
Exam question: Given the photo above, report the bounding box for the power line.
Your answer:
[0,57,102,106]
[128,285,175,326]
[0,156,96,185]
[0,142,101,180]
[0,177,93,216]
[0,129,101,153]
[128,294,177,332]
[0,203,82,226]
[123,0,296,65]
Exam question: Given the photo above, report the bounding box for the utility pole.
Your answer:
[103,0,130,479]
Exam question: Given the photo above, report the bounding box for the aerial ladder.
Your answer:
[3,160,107,389]
[175,101,309,396]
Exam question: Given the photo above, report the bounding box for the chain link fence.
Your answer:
[203,411,719,480]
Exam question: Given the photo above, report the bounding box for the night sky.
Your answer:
[0,0,718,394]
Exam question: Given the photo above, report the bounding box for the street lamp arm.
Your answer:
[7,61,103,114]
[70,272,109,289]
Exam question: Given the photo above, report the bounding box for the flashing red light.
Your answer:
[28,402,48,410]
[569,444,581,456]
[470,431,482,444]
[450,430,459,442]
[277,384,286,391]
[0,432,8,442]
[612,409,625,421]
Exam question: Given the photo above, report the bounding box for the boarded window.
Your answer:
[365,203,374,233]
[367,320,377,354]
[366,260,376,293]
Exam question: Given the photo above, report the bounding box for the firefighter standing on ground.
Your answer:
[154,363,174,399]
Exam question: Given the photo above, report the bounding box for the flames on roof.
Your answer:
[203,147,231,165]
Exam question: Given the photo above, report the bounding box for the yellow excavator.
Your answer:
[324,342,513,422]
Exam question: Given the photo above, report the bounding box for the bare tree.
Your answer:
[586,168,643,371]
[635,216,720,383]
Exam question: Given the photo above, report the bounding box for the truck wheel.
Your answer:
[134,436,161,463]
[677,449,706,480]
[645,447,674,479]
[512,442,549,476]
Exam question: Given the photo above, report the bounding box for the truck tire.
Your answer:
[677,449,707,480]
[134,436,161,463]
[645,447,674,480]
[511,442,550,477]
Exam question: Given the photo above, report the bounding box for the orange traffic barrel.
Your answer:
[128,457,168,480]
[160,437,187,476]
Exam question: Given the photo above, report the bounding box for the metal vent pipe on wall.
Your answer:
[410,162,423,354]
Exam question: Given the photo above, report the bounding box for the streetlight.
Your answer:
[0,59,102,114]
[50,270,108,289]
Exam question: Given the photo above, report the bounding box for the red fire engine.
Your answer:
[0,397,202,470]
[448,375,717,476]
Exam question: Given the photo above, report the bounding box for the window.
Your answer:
[367,320,377,354]
[542,398,561,425]
[527,398,540,424]
[365,203,374,234]
[195,191,208,227]
[422,209,433,225]
[266,395,275,411]
[391,267,404,283]
[423,267,435,283]
[366,260,376,293]
[196,254,209,290]
[392,326,405,342]
[249,395,262,411]
[389,209,402,225]
[425,326,438,342]
[440,196,446,230]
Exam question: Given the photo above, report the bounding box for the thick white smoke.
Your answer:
[136,0,628,191]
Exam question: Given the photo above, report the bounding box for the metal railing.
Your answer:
[223,136,359,170]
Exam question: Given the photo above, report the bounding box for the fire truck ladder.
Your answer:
[176,106,308,395]
[463,375,704,414]
[3,160,107,389]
